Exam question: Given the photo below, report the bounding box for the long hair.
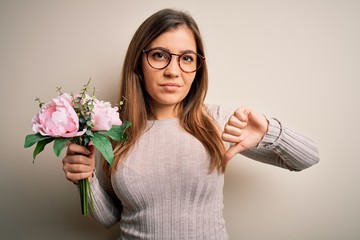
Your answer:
[103,8,227,176]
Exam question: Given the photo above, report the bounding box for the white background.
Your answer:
[1,0,359,239]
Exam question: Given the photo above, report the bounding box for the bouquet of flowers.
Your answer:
[24,80,131,216]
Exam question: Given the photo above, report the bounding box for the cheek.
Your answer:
[142,65,154,87]
[142,72,157,96]
[141,57,153,82]
[184,74,196,87]
[143,77,152,95]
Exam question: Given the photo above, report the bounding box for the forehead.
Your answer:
[148,26,197,52]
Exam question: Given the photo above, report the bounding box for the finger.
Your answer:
[223,143,248,163]
[63,159,95,182]
[234,107,250,122]
[88,145,96,160]
[222,132,245,143]
[227,115,248,129]
[63,163,94,174]
[224,124,242,136]
[66,143,91,155]
[64,171,94,183]
[63,154,93,166]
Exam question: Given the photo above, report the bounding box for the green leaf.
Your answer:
[33,138,54,160]
[122,132,128,141]
[100,121,132,142]
[120,121,131,141]
[24,133,52,148]
[100,125,121,141]
[121,121,132,130]
[53,138,69,157]
[91,132,114,166]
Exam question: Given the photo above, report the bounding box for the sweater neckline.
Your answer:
[147,118,179,123]
[146,118,180,128]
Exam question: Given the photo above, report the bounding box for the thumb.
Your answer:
[223,143,247,164]
[88,144,96,159]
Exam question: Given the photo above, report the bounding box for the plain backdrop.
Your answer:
[1,0,359,239]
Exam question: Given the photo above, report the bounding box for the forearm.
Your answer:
[87,176,121,228]
[241,118,319,171]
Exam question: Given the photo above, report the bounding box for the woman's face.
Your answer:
[142,26,197,118]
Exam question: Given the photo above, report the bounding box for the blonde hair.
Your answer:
[104,8,227,176]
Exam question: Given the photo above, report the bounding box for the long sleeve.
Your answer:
[241,117,319,171]
[88,175,121,228]
[206,104,319,171]
[85,156,122,228]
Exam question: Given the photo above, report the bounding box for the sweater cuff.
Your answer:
[258,117,282,148]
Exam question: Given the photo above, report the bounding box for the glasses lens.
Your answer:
[147,49,171,69]
[179,52,200,73]
[145,48,204,72]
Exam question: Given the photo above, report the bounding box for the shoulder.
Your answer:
[204,104,235,129]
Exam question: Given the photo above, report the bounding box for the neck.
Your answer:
[150,105,179,120]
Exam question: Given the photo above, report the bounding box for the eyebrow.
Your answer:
[151,47,197,54]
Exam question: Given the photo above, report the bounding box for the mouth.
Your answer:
[159,83,181,87]
[159,83,181,92]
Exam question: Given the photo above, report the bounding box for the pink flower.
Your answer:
[92,99,122,131]
[31,93,86,137]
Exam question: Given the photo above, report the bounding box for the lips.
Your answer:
[159,83,181,92]
[160,83,181,87]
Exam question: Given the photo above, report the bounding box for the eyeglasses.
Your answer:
[142,47,205,73]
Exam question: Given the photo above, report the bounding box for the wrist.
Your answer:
[258,117,282,148]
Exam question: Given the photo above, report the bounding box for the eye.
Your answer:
[149,49,170,61]
[152,52,165,59]
[181,53,196,63]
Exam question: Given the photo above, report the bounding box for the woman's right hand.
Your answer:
[62,143,96,184]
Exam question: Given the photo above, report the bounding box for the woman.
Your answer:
[63,8,319,239]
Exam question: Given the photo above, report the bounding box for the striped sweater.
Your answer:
[87,105,319,239]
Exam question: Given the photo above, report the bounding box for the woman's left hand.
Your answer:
[222,107,269,163]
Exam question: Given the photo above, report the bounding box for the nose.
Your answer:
[164,56,180,77]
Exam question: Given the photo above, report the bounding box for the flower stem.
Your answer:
[79,179,89,216]
[73,137,94,216]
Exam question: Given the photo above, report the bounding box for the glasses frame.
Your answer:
[142,47,205,73]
